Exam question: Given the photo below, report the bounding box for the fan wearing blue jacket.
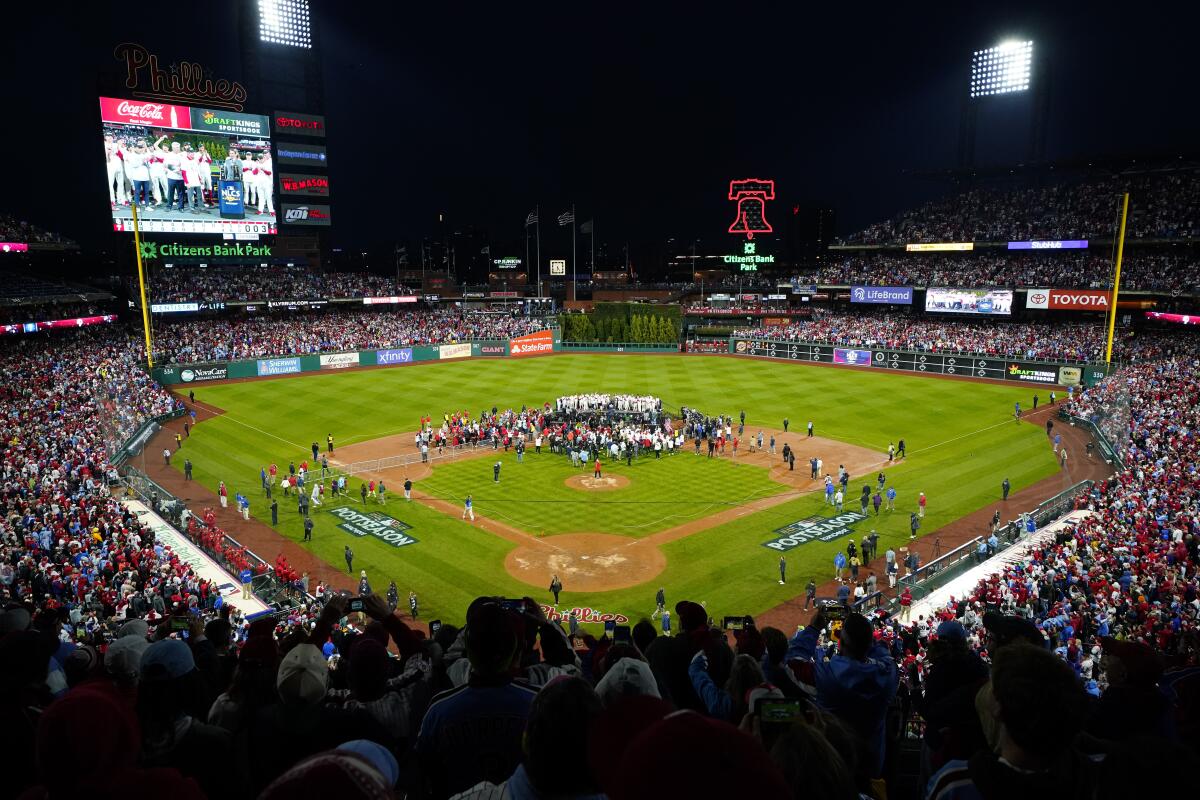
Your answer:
[788,610,898,780]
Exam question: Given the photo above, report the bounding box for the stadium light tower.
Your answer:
[258,0,312,48]
[958,37,1048,167]
[969,40,1033,98]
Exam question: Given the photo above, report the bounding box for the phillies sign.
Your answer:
[1026,289,1110,311]
[114,42,247,111]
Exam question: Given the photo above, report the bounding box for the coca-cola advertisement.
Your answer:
[100,96,277,237]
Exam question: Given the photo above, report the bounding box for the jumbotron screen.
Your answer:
[100,98,276,237]
[925,287,1013,316]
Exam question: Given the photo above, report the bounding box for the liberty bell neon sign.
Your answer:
[728,178,775,240]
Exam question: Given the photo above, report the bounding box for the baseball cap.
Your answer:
[982,611,1043,648]
[140,638,195,680]
[595,657,661,705]
[936,620,967,641]
[277,643,329,705]
[105,635,151,680]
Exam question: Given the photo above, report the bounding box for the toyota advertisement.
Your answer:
[1025,289,1110,311]
[101,97,276,237]
[850,286,913,305]
[925,288,1013,316]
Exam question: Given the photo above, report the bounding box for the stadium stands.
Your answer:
[141,265,415,302]
[0,212,76,245]
[149,309,546,363]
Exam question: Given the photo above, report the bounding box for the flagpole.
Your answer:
[536,204,542,299]
[571,203,577,301]
[524,226,529,295]
[591,218,595,273]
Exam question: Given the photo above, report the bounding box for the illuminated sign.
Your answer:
[493,257,522,269]
[1025,289,1110,311]
[0,243,28,253]
[850,286,913,305]
[362,296,418,305]
[728,178,775,240]
[191,108,270,137]
[143,242,274,259]
[905,242,975,252]
[114,42,247,111]
[722,240,775,271]
[281,203,332,226]
[549,259,566,276]
[0,315,118,337]
[279,173,330,196]
[1007,239,1088,250]
[275,143,328,166]
[273,111,326,137]
[1145,311,1200,325]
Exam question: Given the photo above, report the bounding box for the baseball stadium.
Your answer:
[1,3,1197,799]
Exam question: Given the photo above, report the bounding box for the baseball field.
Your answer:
[170,353,1061,627]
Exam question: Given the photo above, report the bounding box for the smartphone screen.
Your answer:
[429,619,442,635]
[757,698,803,724]
[349,599,365,612]
[612,624,632,644]
[603,619,616,636]
[723,616,746,631]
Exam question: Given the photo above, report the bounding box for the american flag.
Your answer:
[525,210,538,227]
[557,210,575,226]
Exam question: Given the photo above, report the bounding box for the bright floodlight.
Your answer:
[259,0,312,49]
[970,40,1033,98]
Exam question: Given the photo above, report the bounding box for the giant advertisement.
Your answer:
[925,288,1013,316]
[509,330,555,357]
[850,286,913,305]
[1025,289,1110,311]
[100,97,276,236]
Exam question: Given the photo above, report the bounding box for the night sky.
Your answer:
[3,2,1197,271]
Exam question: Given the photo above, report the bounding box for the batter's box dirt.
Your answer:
[564,474,631,491]
[505,533,665,592]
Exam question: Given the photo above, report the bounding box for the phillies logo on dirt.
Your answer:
[540,605,629,624]
[116,101,166,120]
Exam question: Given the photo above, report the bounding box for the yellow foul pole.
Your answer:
[1104,192,1129,366]
[131,201,154,369]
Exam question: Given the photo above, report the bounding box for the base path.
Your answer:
[754,405,1113,633]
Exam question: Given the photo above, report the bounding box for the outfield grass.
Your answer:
[419,452,785,537]
[173,354,1061,626]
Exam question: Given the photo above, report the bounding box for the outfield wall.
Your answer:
[726,338,1108,387]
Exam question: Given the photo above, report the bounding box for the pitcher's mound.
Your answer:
[565,474,630,491]
[505,533,664,592]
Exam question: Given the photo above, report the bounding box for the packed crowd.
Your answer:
[150,310,546,363]
[788,251,1200,292]
[733,309,1108,361]
[846,170,1200,244]
[144,266,415,303]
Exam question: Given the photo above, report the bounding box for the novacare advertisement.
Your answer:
[510,330,555,357]
[319,352,360,370]
[257,357,301,376]
[180,365,229,382]
[439,343,472,360]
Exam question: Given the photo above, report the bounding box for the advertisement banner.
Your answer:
[1026,289,1109,311]
[439,343,472,360]
[0,242,29,253]
[833,348,873,366]
[189,107,270,137]
[362,296,418,305]
[327,507,417,547]
[281,203,332,226]
[905,242,974,252]
[850,286,913,305]
[925,288,1013,315]
[1057,366,1082,386]
[1007,240,1088,250]
[1006,361,1059,384]
[376,348,413,365]
[151,302,200,313]
[319,353,360,370]
[762,511,870,551]
[275,142,328,167]
[273,111,327,137]
[1,315,118,337]
[179,365,228,383]
[479,344,507,356]
[99,97,192,129]
[257,357,301,376]
[1145,311,1200,325]
[1025,289,1050,310]
[762,317,792,327]
[549,259,566,276]
[279,173,330,197]
[510,330,555,357]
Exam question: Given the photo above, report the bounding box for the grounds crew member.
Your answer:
[1002,477,1011,500]
[494,461,502,482]
[804,578,817,609]
[327,433,335,453]
[653,587,666,618]
[303,516,313,541]
[779,555,787,585]
[183,459,192,480]
[344,545,354,573]
[409,591,419,620]
[270,498,278,525]
[404,477,413,501]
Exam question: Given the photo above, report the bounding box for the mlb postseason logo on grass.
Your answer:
[762,511,870,551]
[328,507,418,548]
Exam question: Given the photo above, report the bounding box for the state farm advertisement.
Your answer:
[1026,289,1111,311]
[509,330,554,357]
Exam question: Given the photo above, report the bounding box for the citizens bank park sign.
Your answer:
[1025,289,1111,311]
